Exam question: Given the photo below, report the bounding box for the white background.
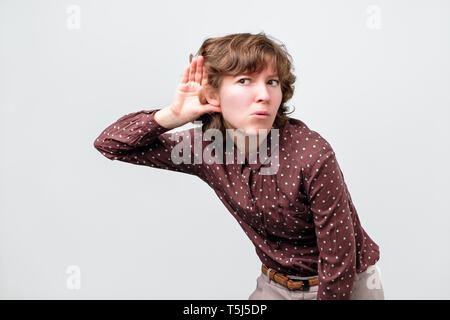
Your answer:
[1,0,449,299]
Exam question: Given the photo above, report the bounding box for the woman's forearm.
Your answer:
[154,106,186,130]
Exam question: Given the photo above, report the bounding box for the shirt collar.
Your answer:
[223,120,288,174]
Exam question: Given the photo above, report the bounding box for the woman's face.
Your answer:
[212,62,282,137]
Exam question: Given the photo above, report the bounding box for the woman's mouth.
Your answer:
[251,111,269,119]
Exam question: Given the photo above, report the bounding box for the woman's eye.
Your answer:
[238,78,250,84]
[238,78,280,85]
[269,79,280,85]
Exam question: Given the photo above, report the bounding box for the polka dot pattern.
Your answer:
[94,108,381,300]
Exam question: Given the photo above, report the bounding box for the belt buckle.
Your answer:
[301,279,310,291]
[287,277,310,291]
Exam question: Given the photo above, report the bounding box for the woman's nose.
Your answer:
[255,82,271,101]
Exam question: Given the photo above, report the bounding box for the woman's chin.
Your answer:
[225,124,270,137]
[244,126,270,136]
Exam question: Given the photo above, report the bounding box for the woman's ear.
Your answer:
[204,86,220,107]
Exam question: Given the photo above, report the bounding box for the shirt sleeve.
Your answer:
[304,144,357,300]
[93,108,206,180]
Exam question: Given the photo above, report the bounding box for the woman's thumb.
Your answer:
[206,105,221,114]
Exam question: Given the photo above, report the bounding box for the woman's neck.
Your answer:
[226,129,269,159]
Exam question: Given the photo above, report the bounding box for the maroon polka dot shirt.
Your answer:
[94,108,380,300]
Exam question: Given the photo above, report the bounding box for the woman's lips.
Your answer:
[250,113,269,119]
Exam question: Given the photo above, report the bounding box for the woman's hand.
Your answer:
[168,55,221,125]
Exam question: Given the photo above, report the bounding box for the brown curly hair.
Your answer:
[190,32,296,135]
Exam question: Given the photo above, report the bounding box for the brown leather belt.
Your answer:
[261,264,319,291]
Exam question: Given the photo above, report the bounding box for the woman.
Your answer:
[93,32,385,300]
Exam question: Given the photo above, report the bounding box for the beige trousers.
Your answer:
[248,264,385,300]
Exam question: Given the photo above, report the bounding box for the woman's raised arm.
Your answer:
[93,108,206,179]
[93,54,222,179]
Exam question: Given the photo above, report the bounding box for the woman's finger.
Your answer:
[208,106,221,113]
[181,64,190,84]
[189,56,197,83]
[201,67,208,87]
[195,56,203,84]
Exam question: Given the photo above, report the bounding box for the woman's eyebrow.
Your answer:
[236,73,279,77]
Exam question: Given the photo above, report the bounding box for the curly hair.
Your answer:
[189,31,296,135]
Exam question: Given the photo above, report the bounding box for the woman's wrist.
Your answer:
[154,106,184,130]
